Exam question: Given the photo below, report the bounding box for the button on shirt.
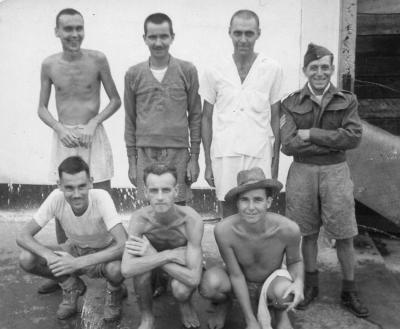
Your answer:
[200,54,283,158]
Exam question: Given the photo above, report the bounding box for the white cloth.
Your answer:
[257,269,292,329]
[212,154,271,201]
[150,67,168,82]
[49,123,114,183]
[200,53,283,158]
[34,189,121,249]
[200,53,282,200]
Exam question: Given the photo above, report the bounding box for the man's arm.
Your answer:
[49,223,127,277]
[121,216,183,278]
[309,96,362,150]
[270,101,280,179]
[79,53,121,146]
[37,60,79,148]
[185,65,202,183]
[201,100,215,187]
[160,216,204,287]
[124,70,138,186]
[16,219,61,265]
[215,224,260,329]
[280,101,333,156]
[283,223,304,311]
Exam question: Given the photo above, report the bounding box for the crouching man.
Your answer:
[200,167,304,329]
[121,163,204,329]
[17,156,127,321]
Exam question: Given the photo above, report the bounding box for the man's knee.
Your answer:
[104,261,124,284]
[336,237,353,250]
[199,267,231,301]
[171,279,193,302]
[19,250,38,272]
[133,271,152,287]
[267,276,293,309]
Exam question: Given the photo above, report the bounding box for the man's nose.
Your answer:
[72,188,80,197]
[248,200,255,209]
[155,37,162,46]
[157,190,163,199]
[239,33,246,42]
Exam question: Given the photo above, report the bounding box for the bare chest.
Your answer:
[51,62,100,96]
[145,226,188,251]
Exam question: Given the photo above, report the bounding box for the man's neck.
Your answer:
[233,51,257,66]
[154,205,178,224]
[149,54,170,69]
[62,50,83,62]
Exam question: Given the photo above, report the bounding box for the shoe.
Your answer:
[103,284,128,322]
[57,278,86,320]
[296,286,318,310]
[38,279,61,294]
[341,291,369,318]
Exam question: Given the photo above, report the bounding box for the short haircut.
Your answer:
[58,156,90,179]
[56,8,83,28]
[230,9,260,29]
[143,163,178,186]
[144,13,174,35]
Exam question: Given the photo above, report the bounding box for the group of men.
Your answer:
[16,6,369,329]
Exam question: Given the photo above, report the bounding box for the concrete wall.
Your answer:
[0,0,340,187]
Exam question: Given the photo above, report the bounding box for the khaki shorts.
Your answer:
[60,241,109,278]
[286,161,358,239]
[136,147,192,203]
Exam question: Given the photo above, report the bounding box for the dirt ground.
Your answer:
[1,210,400,329]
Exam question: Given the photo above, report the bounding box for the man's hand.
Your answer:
[186,156,200,184]
[48,251,80,277]
[125,235,157,257]
[245,319,262,329]
[55,124,80,148]
[77,120,98,147]
[128,158,137,186]
[297,129,310,141]
[283,280,304,312]
[204,164,215,187]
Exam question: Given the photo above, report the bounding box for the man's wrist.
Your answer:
[53,122,64,133]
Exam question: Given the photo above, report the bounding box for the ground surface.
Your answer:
[1,210,400,329]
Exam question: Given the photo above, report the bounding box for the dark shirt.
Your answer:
[124,56,202,158]
[280,84,362,165]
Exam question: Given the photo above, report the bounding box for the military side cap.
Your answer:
[304,43,333,67]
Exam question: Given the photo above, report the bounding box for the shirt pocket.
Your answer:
[168,85,187,101]
[290,104,314,129]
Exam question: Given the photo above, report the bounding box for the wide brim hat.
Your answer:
[224,167,283,202]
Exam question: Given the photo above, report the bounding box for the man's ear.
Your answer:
[89,176,94,188]
[57,179,62,190]
[55,27,60,38]
[266,196,273,209]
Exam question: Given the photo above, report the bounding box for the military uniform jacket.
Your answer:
[280,83,362,165]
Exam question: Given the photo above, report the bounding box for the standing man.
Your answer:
[124,13,202,205]
[201,10,283,217]
[121,163,203,329]
[37,8,121,293]
[17,156,127,321]
[280,43,369,317]
[200,167,303,329]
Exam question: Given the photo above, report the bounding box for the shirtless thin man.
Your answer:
[121,163,204,329]
[38,8,121,188]
[200,167,304,329]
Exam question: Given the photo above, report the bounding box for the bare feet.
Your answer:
[179,301,200,328]
[138,314,155,329]
[208,300,231,329]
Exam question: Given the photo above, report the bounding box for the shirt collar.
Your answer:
[299,82,344,103]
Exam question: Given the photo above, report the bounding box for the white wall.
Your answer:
[0,0,340,187]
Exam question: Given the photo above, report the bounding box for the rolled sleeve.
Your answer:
[33,190,60,227]
[199,68,217,105]
[97,191,121,231]
[309,96,362,150]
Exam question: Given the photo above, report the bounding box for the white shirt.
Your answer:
[34,189,121,249]
[150,67,168,83]
[200,53,283,158]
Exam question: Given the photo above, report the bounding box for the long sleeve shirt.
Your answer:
[124,56,202,158]
[280,84,362,165]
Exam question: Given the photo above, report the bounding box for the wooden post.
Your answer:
[338,0,357,92]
